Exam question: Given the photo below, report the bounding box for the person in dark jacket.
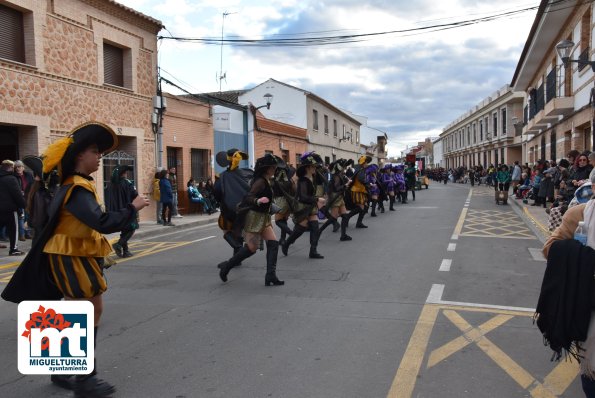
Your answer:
[0,159,26,255]
[105,165,139,257]
[14,159,34,240]
[159,169,174,226]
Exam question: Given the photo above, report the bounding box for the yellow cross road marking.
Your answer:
[387,304,440,398]
[427,312,513,368]
[390,303,578,398]
[461,209,536,239]
[0,261,19,270]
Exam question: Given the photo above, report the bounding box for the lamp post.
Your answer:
[556,39,595,71]
[248,93,274,166]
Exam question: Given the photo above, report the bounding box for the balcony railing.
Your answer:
[546,68,556,103]
[579,47,589,72]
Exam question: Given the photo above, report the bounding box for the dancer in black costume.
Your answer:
[282,152,326,259]
[218,154,285,285]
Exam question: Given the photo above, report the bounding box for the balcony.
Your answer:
[544,96,574,117]
[526,109,556,132]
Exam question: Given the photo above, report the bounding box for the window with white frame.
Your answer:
[312,109,319,131]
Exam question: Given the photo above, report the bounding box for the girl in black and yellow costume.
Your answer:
[345,155,372,229]
[281,152,326,259]
[3,122,149,397]
[318,158,354,241]
[218,154,285,286]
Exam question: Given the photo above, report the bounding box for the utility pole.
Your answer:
[218,11,237,92]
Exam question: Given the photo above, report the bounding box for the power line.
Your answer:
[157,0,579,47]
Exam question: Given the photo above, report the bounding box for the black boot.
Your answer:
[317,216,337,238]
[73,328,115,398]
[355,208,368,228]
[389,196,395,211]
[308,220,324,259]
[223,231,242,251]
[265,240,284,286]
[379,202,385,213]
[275,219,293,237]
[370,200,377,217]
[112,242,123,258]
[340,214,352,241]
[346,208,359,220]
[401,192,408,204]
[281,224,307,256]
[218,246,255,282]
[412,189,416,201]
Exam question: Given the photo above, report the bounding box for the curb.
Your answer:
[107,216,219,242]
[508,197,550,242]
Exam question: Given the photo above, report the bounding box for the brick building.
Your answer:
[0,0,162,219]
[252,107,308,167]
[160,92,213,214]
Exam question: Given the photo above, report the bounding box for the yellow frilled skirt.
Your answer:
[243,210,272,234]
[48,254,107,298]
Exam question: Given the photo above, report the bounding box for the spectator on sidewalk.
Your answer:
[565,153,593,201]
[159,169,174,226]
[567,149,580,173]
[105,165,139,258]
[187,178,215,214]
[589,152,595,182]
[511,161,522,195]
[0,160,26,255]
[168,166,183,218]
[197,180,217,213]
[13,160,33,240]
[542,173,595,398]
[151,169,162,224]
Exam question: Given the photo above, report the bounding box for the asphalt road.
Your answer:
[0,182,582,398]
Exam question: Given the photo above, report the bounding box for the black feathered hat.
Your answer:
[254,154,285,175]
[22,155,43,179]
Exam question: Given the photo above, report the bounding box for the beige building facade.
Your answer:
[0,0,161,219]
[512,0,595,164]
[441,85,525,169]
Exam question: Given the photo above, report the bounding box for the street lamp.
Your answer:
[556,40,595,71]
[255,93,273,110]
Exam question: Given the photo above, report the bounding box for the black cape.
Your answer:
[214,168,253,223]
[1,185,70,303]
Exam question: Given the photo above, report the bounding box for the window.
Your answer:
[324,115,329,134]
[190,149,209,182]
[473,124,477,143]
[0,3,25,63]
[356,130,359,144]
[479,120,483,141]
[501,109,507,135]
[333,119,337,137]
[295,153,302,166]
[580,9,591,71]
[104,42,124,87]
[467,127,470,147]
[312,109,319,131]
[493,113,498,137]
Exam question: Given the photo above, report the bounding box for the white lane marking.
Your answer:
[451,234,459,240]
[447,243,456,251]
[439,259,452,272]
[190,236,217,243]
[528,248,546,262]
[426,284,535,312]
[427,284,445,302]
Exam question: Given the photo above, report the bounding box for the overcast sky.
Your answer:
[117,0,538,156]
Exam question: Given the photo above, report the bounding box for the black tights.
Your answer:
[162,203,173,223]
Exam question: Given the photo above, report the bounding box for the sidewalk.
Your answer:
[507,193,551,241]
[0,212,220,259]
[106,212,221,241]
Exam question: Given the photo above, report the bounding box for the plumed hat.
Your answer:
[366,164,379,173]
[22,155,43,179]
[255,153,285,174]
[358,155,372,166]
[42,121,117,181]
[215,148,249,168]
[298,151,322,168]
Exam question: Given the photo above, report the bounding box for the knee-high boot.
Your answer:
[317,216,337,238]
[308,220,324,259]
[346,208,360,220]
[265,240,284,286]
[379,200,385,213]
[370,200,377,217]
[356,208,368,228]
[275,219,292,245]
[401,191,408,204]
[340,214,352,241]
[73,327,116,398]
[281,224,308,256]
[218,246,255,282]
[224,231,242,252]
[389,196,395,211]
